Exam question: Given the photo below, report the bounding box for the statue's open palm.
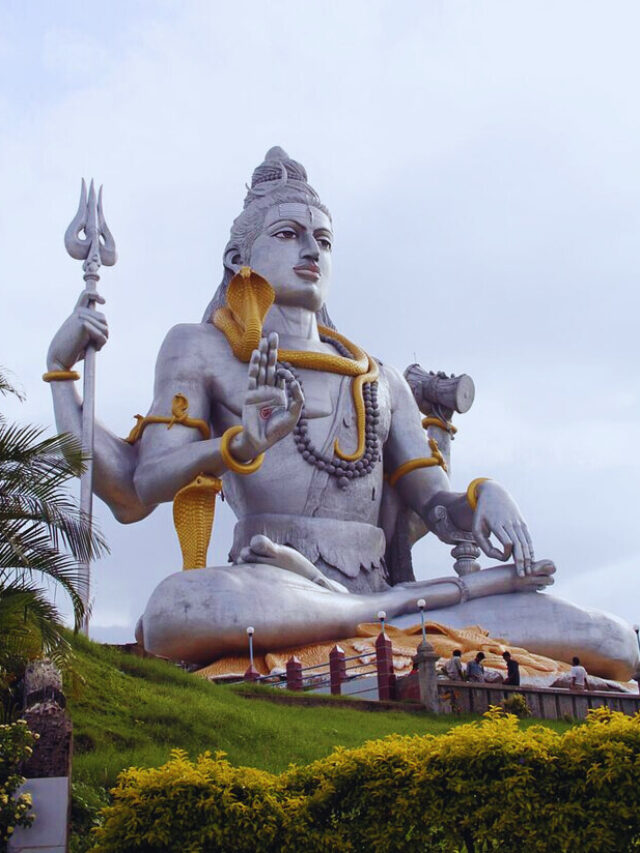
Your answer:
[239,333,303,458]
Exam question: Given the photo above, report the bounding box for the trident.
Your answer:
[64,179,117,634]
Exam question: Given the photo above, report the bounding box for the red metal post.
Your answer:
[376,630,396,701]
[243,664,260,682]
[286,656,303,691]
[329,645,346,695]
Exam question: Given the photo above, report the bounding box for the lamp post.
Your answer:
[417,598,427,644]
[377,610,386,635]
[246,626,255,670]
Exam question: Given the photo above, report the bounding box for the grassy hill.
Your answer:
[66,632,572,790]
[61,633,574,850]
[66,634,463,789]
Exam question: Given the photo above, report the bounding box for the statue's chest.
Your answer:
[214,362,339,419]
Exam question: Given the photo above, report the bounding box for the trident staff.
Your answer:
[64,180,117,634]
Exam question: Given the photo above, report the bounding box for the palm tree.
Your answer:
[0,368,107,686]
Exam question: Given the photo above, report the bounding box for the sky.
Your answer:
[1,0,639,643]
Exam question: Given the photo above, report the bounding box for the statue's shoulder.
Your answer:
[377,361,418,413]
[157,323,234,374]
[377,360,405,391]
[160,322,229,354]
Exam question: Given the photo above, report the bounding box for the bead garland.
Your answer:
[280,334,381,490]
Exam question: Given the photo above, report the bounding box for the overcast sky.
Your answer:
[1,1,639,642]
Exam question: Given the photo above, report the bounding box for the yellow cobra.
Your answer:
[213,267,378,461]
[172,474,223,570]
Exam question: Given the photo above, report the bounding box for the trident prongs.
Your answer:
[64,178,117,276]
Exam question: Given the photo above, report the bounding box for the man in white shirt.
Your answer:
[570,656,589,691]
[445,649,465,680]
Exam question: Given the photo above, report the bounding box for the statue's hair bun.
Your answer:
[244,146,318,206]
[250,146,308,186]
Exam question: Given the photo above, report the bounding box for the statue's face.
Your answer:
[247,203,332,311]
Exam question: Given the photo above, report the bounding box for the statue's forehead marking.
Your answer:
[262,203,331,231]
[277,203,313,222]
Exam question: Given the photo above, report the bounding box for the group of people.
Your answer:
[443,650,591,690]
[444,649,521,685]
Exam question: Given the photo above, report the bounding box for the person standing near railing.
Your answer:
[570,656,590,691]
[502,651,520,686]
[445,649,465,680]
[466,652,486,682]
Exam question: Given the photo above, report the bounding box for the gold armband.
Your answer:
[387,438,448,487]
[124,394,211,444]
[466,477,490,511]
[219,425,264,475]
[42,370,80,382]
[421,416,457,435]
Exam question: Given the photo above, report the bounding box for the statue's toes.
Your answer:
[531,559,556,577]
[248,534,279,559]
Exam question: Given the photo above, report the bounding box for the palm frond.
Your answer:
[0,374,109,648]
[0,366,25,402]
[0,580,71,660]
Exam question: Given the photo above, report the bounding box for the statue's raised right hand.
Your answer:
[46,290,109,370]
[233,332,304,460]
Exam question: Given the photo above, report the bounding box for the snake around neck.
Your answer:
[212,267,381,484]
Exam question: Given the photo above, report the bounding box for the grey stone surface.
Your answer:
[7,777,69,853]
[415,640,440,711]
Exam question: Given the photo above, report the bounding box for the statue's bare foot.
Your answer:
[238,534,349,594]
[514,559,556,591]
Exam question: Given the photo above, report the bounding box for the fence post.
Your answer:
[414,640,440,712]
[243,664,260,682]
[330,645,346,695]
[376,630,396,701]
[286,656,303,691]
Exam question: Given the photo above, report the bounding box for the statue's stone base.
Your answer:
[393,593,639,681]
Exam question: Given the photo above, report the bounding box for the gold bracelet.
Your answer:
[421,416,458,435]
[219,425,264,475]
[42,370,80,383]
[466,477,490,510]
[387,439,448,487]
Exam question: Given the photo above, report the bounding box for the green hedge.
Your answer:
[92,708,640,852]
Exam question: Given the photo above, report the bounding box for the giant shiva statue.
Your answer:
[45,148,638,678]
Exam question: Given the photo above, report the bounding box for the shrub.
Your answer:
[91,709,640,853]
[70,782,110,853]
[500,693,531,718]
[0,720,36,852]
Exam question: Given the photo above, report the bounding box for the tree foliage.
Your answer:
[0,368,107,715]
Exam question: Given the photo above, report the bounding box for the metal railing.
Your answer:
[241,623,399,701]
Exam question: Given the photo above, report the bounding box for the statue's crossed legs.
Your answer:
[138,535,578,667]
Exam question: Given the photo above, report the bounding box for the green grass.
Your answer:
[65,632,574,791]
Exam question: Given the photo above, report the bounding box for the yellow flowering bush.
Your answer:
[0,720,35,852]
[92,709,640,853]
